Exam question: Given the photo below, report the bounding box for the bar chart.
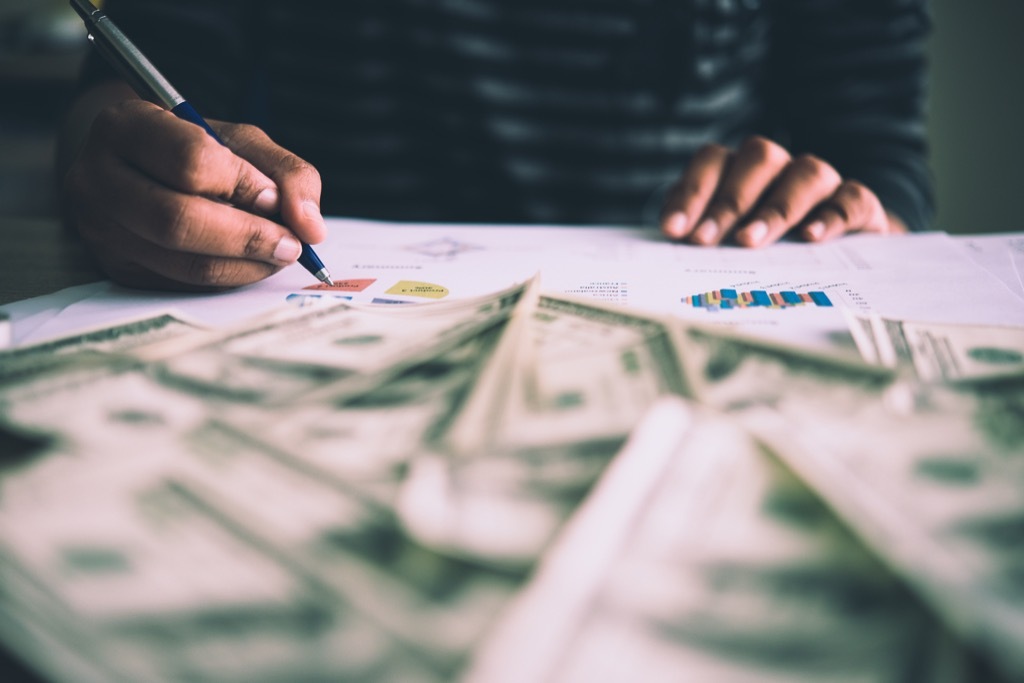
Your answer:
[683,288,834,311]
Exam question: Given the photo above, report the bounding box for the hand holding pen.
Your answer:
[62,0,333,291]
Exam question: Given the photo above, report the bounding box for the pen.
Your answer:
[70,0,334,286]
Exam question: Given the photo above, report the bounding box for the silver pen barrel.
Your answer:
[70,0,184,109]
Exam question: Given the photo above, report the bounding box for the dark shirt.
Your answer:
[81,0,933,230]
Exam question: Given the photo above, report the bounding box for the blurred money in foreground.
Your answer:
[0,311,204,402]
[845,312,1024,382]
[0,282,542,682]
[676,323,1024,680]
[398,294,691,568]
[0,282,700,682]
[743,374,1024,682]
[466,398,999,683]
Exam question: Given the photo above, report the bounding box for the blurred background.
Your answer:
[0,0,1021,233]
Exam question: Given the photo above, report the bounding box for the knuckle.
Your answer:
[172,133,217,191]
[235,122,267,142]
[741,135,789,166]
[681,179,705,201]
[242,227,269,259]
[837,181,881,226]
[231,161,262,199]
[289,157,321,184]
[792,155,840,185]
[841,180,873,206]
[222,122,269,150]
[187,256,232,287]
[91,100,158,144]
[760,201,794,224]
[91,100,141,131]
[827,197,854,224]
[89,106,121,141]
[161,197,203,250]
[670,178,705,203]
[693,143,728,165]
[187,257,271,288]
[271,152,322,195]
[711,194,743,218]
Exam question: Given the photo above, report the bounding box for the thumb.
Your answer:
[211,120,327,244]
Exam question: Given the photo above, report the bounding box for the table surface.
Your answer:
[0,216,103,306]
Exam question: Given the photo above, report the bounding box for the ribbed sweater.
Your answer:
[82,0,933,230]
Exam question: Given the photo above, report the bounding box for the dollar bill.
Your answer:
[738,372,1024,682]
[490,293,692,449]
[466,397,999,683]
[391,294,692,568]
[0,283,543,682]
[11,277,1018,682]
[0,449,340,683]
[846,311,1024,382]
[132,279,534,406]
[0,414,522,682]
[674,322,893,413]
[0,312,203,403]
[679,321,1024,679]
[2,364,220,463]
[221,322,515,489]
[167,419,521,677]
[663,323,1024,678]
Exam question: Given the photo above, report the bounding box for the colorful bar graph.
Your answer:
[681,288,834,311]
[809,291,833,307]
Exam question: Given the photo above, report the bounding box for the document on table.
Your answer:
[2,219,1023,354]
[959,233,1024,301]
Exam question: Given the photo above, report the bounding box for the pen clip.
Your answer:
[72,0,184,109]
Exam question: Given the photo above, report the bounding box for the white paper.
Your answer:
[957,233,1024,301]
[1011,236,1024,296]
[7,220,1024,354]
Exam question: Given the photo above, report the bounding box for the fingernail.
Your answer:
[805,221,826,241]
[254,187,279,214]
[740,220,768,246]
[694,218,718,244]
[665,212,688,239]
[302,200,326,229]
[273,235,302,263]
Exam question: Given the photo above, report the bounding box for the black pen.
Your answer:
[70,0,334,286]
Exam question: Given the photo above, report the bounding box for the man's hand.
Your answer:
[660,136,905,247]
[62,97,327,290]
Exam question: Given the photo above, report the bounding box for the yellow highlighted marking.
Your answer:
[385,280,449,299]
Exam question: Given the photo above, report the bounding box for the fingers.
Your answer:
[800,180,889,242]
[661,144,730,240]
[81,220,282,291]
[66,136,302,289]
[64,98,328,290]
[105,156,303,259]
[89,100,278,216]
[692,137,792,246]
[215,121,327,245]
[662,135,895,247]
[734,154,842,247]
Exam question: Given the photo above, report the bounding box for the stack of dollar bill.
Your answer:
[0,279,1021,682]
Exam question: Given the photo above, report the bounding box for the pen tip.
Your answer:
[311,267,334,286]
